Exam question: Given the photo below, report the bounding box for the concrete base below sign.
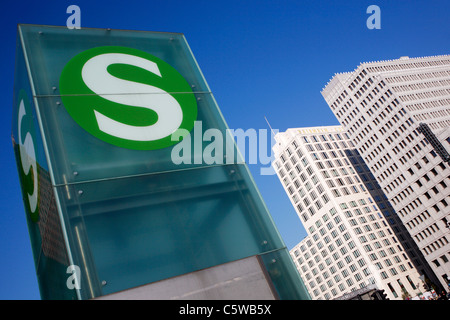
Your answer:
[95,255,277,300]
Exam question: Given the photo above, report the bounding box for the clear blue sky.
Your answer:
[0,0,449,300]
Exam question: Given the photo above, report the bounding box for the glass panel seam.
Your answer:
[53,162,247,187]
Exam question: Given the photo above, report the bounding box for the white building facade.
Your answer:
[273,126,427,300]
[321,55,450,291]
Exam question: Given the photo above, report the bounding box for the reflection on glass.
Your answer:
[14,24,309,299]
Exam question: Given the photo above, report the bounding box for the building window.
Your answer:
[387,283,398,298]
[432,259,441,267]
[406,276,417,289]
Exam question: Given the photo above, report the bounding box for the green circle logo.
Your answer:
[59,46,198,150]
[16,89,39,222]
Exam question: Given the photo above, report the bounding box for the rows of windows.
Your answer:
[414,223,442,243]
[372,104,402,129]
[330,69,370,116]
[300,132,350,144]
[276,127,437,228]
[303,136,375,202]
[307,143,355,156]
[294,239,419,300]
[377,139,437,198]
[276,140,330,222]
[392,78,450,92]
[405,210,432,231]
[329,88,351,111]
[292,207,373,299]
[338,80,383,128]
[427,119,450,129]
[431,253,450,268]
[366,58,450,75]
[348,69,368,92]
[349,99,413,168]
[385,69,450,84]
[398,192,448,219]
[277,132,362,220]
[322,59,450,292]
[386,68,450,131]
[399,88,450,102]
[413,109,450,122]
[339,197,418,274]
[424,236,449,256]
[396,158,449,219]
[291,190,419,299]
[329,60,450,130]
[395,139,430,169]
[390,130,421,157]
[329,66,448,218]
[407,98,450,112]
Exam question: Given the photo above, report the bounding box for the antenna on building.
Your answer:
[264,115,276,137]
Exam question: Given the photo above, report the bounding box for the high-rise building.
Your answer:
[321,55,450,291]
[273,125,427,300]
